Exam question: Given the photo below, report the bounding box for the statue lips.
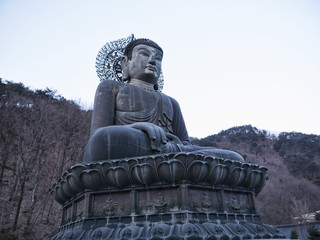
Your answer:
[146,65,156,71]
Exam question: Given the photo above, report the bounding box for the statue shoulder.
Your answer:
[159,93,182,112]
[166,95,181,109]
[96,80,123,92]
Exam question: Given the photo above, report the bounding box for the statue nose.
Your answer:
[148,55,156,64]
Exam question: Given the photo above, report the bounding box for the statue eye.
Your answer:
[140,51,149,57]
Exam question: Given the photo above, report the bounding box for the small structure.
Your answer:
[294,210,320,223]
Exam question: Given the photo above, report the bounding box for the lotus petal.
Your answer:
[90,227,113,239]
[149,223,170,237]
[173,153,197,169]
[80,169,104,190]
[118,160,131,171]
[69,164,86,178]
[158,159,185,183]
[119,225,140,239]
[228,167,247,186]
[186,160,209,183]
[131,163,156,185]
[53,184,68,205]
[243,170,262,188]
[254,166,268,194]
[181,222,201,236]
[66,173,83,193]
[208,164,229,185]
[61,179,75,198]
[105,166,130,188]
[126,158,138,170]
[204,156,220,168]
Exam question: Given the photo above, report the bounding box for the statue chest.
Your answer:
[115,88,161,112]
[114,88,174,133]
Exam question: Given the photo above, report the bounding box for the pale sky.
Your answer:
[1,0,319,138]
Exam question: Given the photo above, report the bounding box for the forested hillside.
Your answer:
[192,126,320,224]
[0,79,91,239]
[0,79,319,240]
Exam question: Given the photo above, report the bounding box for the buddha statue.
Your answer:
[83,38,244,163]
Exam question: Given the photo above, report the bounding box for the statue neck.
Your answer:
[129,79,155,92]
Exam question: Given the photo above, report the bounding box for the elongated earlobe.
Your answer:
[121,56,130,82]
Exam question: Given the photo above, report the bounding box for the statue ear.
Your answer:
[154,83,158,91]
[121,56,130,82]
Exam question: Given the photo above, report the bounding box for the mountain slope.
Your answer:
[1,80,319,239]
[192,125,320,224]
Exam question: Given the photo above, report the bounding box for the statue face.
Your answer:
[126,44,163,84]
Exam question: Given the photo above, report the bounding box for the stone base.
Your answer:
[52,220,284,240]
[50,153,286,239]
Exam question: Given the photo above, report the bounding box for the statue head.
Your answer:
[121,39,163,88]
[123,38,163,60]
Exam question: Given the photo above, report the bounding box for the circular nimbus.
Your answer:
[95,34,164,92]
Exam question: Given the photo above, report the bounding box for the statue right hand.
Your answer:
[127,122,168,151]
[165,132,182,145]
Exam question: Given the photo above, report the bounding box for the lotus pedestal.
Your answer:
[50,152,286,240]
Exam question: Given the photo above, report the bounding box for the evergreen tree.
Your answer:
[308,226,320,240]
[290,230,299,239]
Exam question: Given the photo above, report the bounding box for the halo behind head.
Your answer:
[95,35,164,92]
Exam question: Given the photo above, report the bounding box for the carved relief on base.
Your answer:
[63,204,73,224]
[138,189,176,214]
[189,189,219,212]
[224,191,251,214]
[90,191,130,217]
